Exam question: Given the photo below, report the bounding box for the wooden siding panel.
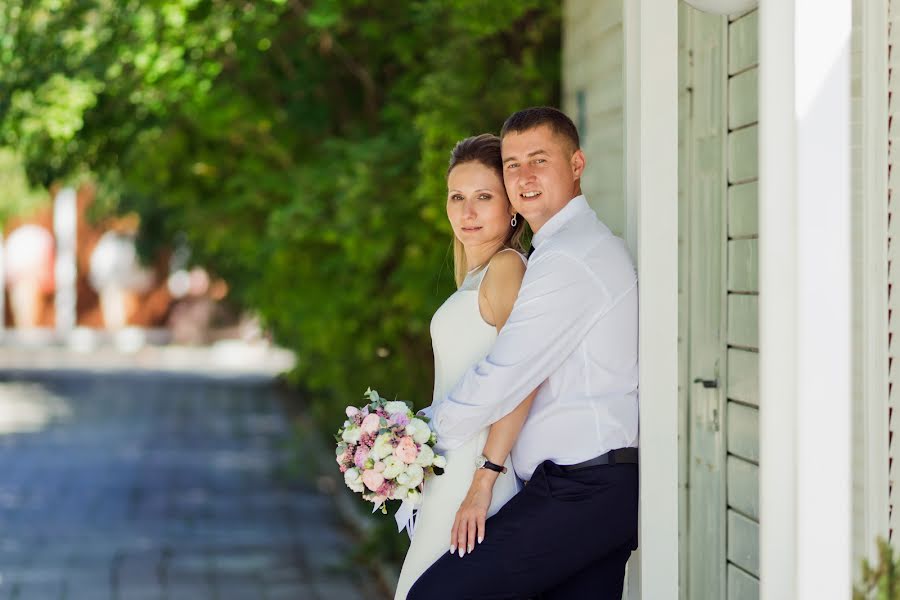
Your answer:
[727,510,760,577]
[562,0,625,235]
[727,294,759,348]
[728,125,758,184]
[728,11,759,75]
[728,181,759,238]
[727,348,759,406]
[727,402,759,463]
[728,564,760,600]
[889,0,899,545]
[677,8,693,597]
[727,455,759,520]
[727,10,761,600]
[685,12,729,600]
[729,68,759,130]
[728,239,758,293]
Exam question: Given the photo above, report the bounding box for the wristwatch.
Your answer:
[475,454,507,474]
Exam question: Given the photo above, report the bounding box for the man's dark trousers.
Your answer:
[407,459,639,600]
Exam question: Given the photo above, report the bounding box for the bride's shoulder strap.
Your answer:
[495,247,527,265]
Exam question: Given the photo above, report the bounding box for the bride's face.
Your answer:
[446,161,514,249]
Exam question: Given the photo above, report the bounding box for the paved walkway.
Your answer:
[0,369,385,600]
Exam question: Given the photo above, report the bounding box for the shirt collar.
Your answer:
[532,195,591,249]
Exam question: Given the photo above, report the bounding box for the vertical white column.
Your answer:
[759,0,852,598]
[0,232,5,338]
[794,0,852,595]
[623,3,641,597]
[758,2,798,596]
[53,187,77,336]
[860,0,890,567]
[626,0,680,598]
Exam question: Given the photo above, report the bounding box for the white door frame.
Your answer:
[624,1,680,598]
[758,0,853,597]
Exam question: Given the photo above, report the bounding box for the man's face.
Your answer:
[501,125,585,233]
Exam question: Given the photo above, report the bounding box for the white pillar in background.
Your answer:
[758,1,852,598]
[53,187,77,336]
[625,0,680,598]
[0,233,5,338]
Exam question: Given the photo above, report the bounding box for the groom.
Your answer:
[408,106,639,599]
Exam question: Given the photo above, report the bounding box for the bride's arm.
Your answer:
[450,250,538,557]
[478,250,537,468]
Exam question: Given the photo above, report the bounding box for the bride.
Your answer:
[394,134,539,599]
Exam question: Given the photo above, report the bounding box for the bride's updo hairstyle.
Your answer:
[447,133,527,286]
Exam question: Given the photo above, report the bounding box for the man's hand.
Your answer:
[450,470,497,557]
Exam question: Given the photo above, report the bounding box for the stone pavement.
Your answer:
[0,369,386,600]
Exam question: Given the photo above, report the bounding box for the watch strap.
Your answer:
[478,455,507,474]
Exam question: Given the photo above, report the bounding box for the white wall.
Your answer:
[562,0,626,236]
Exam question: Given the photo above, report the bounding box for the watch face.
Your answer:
[475,455,486,468]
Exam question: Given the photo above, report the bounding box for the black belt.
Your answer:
[559,447,639,471]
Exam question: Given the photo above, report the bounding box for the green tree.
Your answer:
[0,0,560,427]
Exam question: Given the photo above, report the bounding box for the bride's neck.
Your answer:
[464,240,505,272]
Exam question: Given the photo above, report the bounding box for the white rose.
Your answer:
[432,455,447,469]
[406,418,432,444]
[406,488,421,503]
[344,468,364,493]
[405,464,425,488]
[414,444,435,467]
[382,455,405,479]
[391,485,410,501]
[341,426,361,444]
[396,470,411,486]
[384,400,410,416]
[372,433,394,460]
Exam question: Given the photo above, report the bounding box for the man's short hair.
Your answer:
[500,107,581,154]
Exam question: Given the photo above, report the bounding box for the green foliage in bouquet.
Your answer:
[0,0,560,423]
[855,538,900,600]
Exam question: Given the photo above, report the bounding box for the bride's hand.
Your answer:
[450,472,495,557]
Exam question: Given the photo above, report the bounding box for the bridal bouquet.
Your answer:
[335,388,447,514]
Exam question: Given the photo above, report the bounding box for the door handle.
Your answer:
[692,377,719,389]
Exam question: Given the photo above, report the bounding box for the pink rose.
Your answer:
[362,469,385,492]
[361,413,381,434]
[374,461,386,473]
[353,446,369,469]
[395,436,419,464]
[345,406,360,418]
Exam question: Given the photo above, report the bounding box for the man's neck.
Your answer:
[530,194,588,242]
[529,192,582,234]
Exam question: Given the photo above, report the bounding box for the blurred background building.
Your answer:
[1,183,255,349]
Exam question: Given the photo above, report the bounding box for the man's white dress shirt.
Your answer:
[432,195,639,481]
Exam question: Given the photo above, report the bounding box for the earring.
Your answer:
[510,214,518,227]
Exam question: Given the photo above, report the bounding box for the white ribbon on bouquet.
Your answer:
[393,495,423,539]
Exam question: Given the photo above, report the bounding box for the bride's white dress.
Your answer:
[394,253,524,599]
